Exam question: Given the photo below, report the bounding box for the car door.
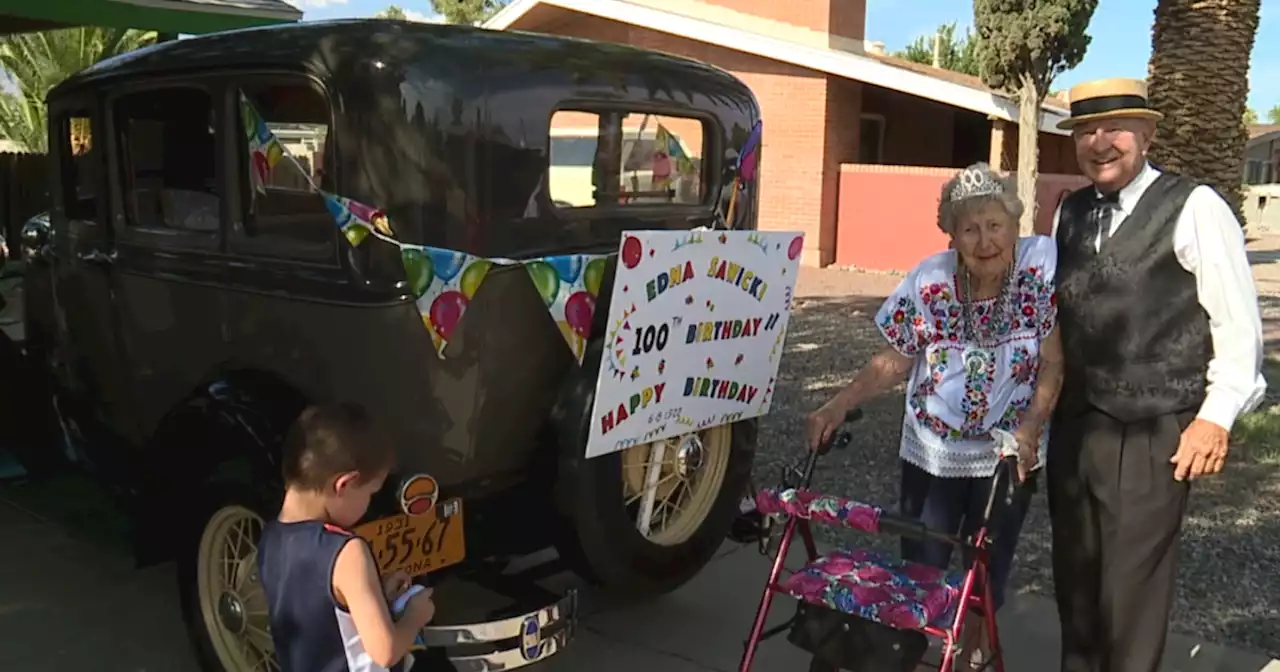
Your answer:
[47,91,145,472]
[104,77,229,440]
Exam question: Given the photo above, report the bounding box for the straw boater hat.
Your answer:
[1056,78,1164,130]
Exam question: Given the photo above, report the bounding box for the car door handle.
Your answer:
[77,249,117,266]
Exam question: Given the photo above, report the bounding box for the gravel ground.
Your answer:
[755,243,1280,659]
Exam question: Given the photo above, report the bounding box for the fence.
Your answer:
[834,164,1091,271]
[1,152,51,260]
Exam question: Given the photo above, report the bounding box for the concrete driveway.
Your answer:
[1,497,1277,672]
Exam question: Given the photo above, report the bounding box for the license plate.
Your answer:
[354,498,465,577]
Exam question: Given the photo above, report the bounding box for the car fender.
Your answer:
[133,368,308,565]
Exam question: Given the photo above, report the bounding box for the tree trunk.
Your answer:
[1148,0,1261,221]
[1016,73,1043,235]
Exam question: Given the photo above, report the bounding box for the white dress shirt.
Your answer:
[1052,162,1267,430]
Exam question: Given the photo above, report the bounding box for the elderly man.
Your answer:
[1049,78,1266,672]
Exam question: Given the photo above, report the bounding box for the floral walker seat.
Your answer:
[755,488,965,631]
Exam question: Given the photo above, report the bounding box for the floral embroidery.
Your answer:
[779,548,964,630]
[1009,345,1035,385]
[878,296,928,355]
[880,239,1056,476]
[754,488,882,534]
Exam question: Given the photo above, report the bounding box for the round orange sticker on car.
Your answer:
[398,474,439,517]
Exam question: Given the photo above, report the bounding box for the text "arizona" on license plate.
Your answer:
[354,498,465,577]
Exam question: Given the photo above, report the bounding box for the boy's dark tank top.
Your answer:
[257,519,407,672]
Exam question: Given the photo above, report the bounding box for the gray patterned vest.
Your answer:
[1055,172,1211,422]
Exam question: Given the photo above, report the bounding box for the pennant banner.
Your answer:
[238,94,607,362]
[724,119,762,227]
[525,255,609,362]
[240,93,285,196]
[402,246,492,356]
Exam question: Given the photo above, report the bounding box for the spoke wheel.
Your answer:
[620,424,732,546]
[195,504,279,672]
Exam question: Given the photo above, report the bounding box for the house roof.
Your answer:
[1249,124,1280,141]
[0,0,301,35]
[485,0,1072,135]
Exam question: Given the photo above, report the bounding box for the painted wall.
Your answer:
[835,164,1090,271]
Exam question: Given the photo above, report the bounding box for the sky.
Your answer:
[289,0,1279,115]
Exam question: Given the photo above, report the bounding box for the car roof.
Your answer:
[51,19,744,101]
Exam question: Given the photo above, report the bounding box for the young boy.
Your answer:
[258,402,437,672]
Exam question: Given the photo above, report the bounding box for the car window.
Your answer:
[114,86,221,236]
[548,110,707,209]
[235,81,336,263]
[55,109,100,222]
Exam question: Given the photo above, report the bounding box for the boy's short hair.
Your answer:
[281,402,395,491]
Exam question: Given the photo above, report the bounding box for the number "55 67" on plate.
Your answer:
[355,498,466,577]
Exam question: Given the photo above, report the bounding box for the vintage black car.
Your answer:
[0,18,762,672]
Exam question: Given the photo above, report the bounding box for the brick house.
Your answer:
[486,0,1088,271]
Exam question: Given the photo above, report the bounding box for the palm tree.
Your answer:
[0,27,156,153]
[1147,0,1261,217]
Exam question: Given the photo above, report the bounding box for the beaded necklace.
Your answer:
[958,257,1016,375]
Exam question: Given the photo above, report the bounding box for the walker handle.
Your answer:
[801,408,864,485]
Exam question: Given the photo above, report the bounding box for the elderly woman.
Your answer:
[806,162,1064,667]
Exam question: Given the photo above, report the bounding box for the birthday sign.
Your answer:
[585,230,804,459]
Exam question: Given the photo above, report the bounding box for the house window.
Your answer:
[114,86,221,235]
[1245,159,1263,185]
[548,110,707,208]
[235,81,336,263]
[859,114,886,164]
[56,110,99,222]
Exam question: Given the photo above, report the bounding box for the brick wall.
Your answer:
[834,164,1090,271]
[699,0,865,41]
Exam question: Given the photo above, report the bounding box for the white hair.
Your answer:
[937,162,1023,234]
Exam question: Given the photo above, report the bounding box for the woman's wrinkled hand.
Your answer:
[1012,425,1041,483]
[806,401,849,452]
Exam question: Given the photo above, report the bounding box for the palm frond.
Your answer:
[0,27,155,152]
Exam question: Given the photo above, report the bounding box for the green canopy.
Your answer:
[0,0,301,36]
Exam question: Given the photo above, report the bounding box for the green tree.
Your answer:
[0,27,155,153]
[1268,104,1280,125]
[377,5,409,19]
[894,22,982,77]
[1244,107,1259,125]
[1148,0,1260,218]
[974,0,1099,234]
[428,0,509,25]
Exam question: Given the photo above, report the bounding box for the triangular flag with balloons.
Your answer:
[240,93,285,196]
[322,193,393,247]
[402,245,493,357]
[525,254,610,363]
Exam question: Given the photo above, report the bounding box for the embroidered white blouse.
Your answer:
[875,236,1056,479]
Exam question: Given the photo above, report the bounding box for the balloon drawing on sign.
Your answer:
[584,257,607,297]
[401,248,434,298]
[526,261,560,307]
[788,235,803,261]
[621,236,643,269]
[428,248,467,282]
[550,255,583,283]
[460,259,491,299]
[429,291,468,340]
[564,291,595,339]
